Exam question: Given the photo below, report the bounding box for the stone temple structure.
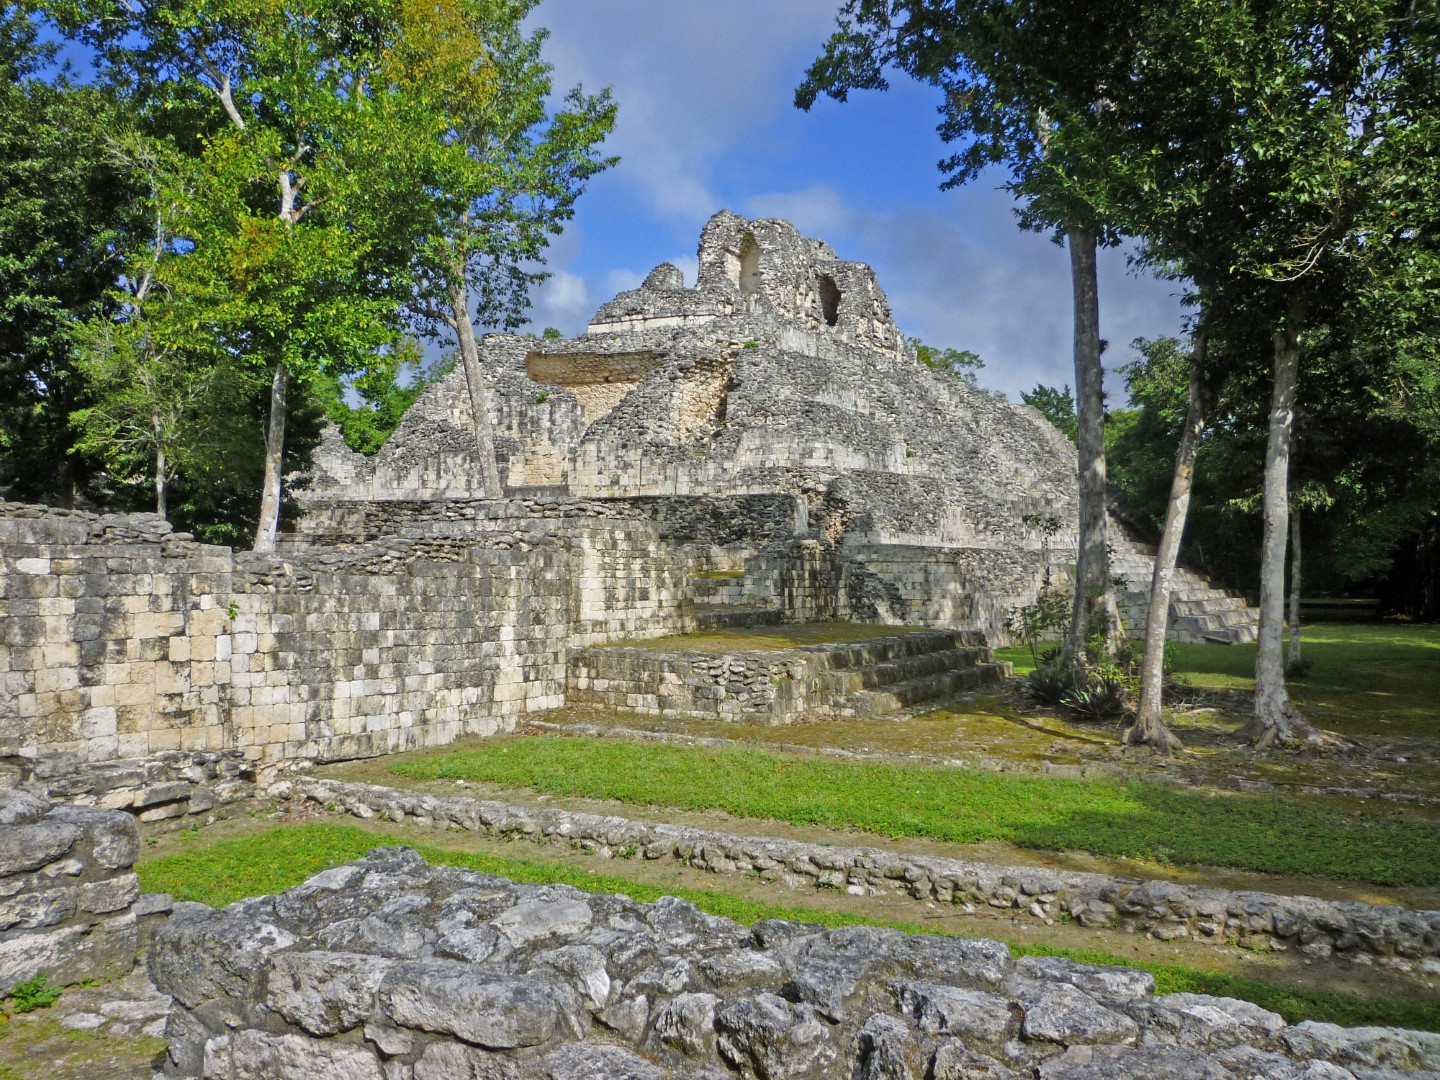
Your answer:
[303,210,1256,646]
[0,211,1257,769]
[4,217,1437,1080]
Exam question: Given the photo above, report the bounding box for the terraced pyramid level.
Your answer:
[300,210,1258,648]
[568,627,1011,724]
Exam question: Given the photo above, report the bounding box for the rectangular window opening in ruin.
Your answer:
[818,274,841,327]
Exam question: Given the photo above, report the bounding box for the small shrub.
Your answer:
[6,974,61,1014]
[1061,675,1130,722]
[535,390,550,404]
[1026,664,1073,707]
[742,340,760,350]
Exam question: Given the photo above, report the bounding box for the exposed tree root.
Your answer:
[1241,699,1357,753]
[1124,715,1184,755]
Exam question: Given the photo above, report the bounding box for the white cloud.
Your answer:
[524,269,592,336]
[518,4,1188,396]
[533,0,841,222]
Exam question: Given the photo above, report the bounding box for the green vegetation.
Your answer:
[1,976,59,1015]
[136,821,1440,1033]
[387,735,1437,887]
[998,622,1440,740]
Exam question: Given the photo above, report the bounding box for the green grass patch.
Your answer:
[996,622,1440,739]
[136,821,1440,1033]
[387,735,1438,887]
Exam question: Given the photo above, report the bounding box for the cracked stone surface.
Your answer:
[150,847,1440,1079]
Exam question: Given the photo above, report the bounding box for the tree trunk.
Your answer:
[1128,338,1209,753]
[1242,302,1321,748]
[1063,226,1113,665]
[252,361,289,552]
[449,275,504,499]
[155,444,168,520]
[1287,510,1302,672]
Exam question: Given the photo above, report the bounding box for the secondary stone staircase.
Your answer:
[1111,535,1260,644]
[568,629,1010,724]
[809,631,1009,717]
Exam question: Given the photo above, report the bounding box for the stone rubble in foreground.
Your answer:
[149,847,1440,1080]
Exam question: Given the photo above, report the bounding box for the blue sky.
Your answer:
[519,0,1190,402]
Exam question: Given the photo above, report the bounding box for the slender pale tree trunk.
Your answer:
[449,273,503,499]
[1063,227,1114,664]
[155,444,168,520]
[1243,300,1322,748]
[251,168,302,550]
[1287,510,1303,672]
[1128,338,1209,753]
[252,362,289,552]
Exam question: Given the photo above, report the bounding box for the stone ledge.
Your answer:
[277,777,1440,968]
[0,790,141,992]
[150,844,1440,1080]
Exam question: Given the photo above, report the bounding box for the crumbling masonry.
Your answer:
[2,211,1257,768]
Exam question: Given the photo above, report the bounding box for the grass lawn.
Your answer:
[385,736,1439,887]
[995,621,1440,740]
[135,821,1440,1034]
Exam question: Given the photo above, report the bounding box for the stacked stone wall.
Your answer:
[568,647,813,723]
[0,789,141,993]
[2,501,690,765]
[5,750,257,829]
[291,779,1440,968]
[151,845,1440,1080]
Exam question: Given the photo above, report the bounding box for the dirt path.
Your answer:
[0,970,167,1080]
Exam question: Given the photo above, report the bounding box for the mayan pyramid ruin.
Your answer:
[301,210,1256,648]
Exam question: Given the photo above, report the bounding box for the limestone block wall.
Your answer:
[2,501,694,767]
[561,518,695,646]
[229,543,571,762]
[0,789,141,992]
[0,506,236,762]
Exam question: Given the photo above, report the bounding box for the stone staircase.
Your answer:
[808,631,1010,717]
[568,629,1010,724]
[1111,536,1259,644]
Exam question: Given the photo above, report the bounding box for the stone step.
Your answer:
[815,645,991,697]
[695,605,785,630]
[797,630,982,671]
[847,661,1013,716]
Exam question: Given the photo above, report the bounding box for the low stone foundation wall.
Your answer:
[283,779,1440,969]
[0,789,141,992]
[151,845,1440,1079]
[5,750,259,830]
[568,646,815,723]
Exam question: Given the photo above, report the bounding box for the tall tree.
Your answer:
[799,0,1146,664]
[388,0,616,498]
[1128,0,1424,747]
[0,6,140,504]
[52,0,430,548]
